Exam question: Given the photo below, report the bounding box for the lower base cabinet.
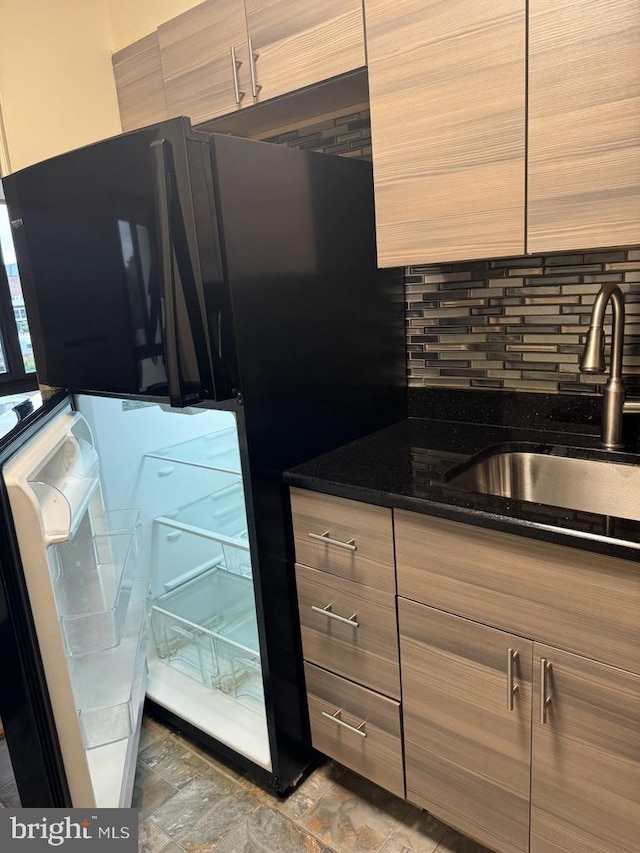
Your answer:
[398,600,640,853]
[530,646,640,853]
[399,599,532,853]
[304,662,404,798]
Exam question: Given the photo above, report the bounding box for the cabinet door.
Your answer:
[399,600,532,853]
[528,0,640,252]
[112,32,168,132]
[244,0,365,103]
[158,0,250,124]
[531,645,640,853]
[365,0,525,266]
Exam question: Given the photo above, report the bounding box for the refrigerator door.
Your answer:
[2,117,236,405]
[1,398,150,808]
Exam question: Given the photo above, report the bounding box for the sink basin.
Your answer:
[445,445,640,521]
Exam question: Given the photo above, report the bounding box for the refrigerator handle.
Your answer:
[151,138,213,407]
[151,138,186,408]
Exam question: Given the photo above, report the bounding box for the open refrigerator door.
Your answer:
[3,403,148,807]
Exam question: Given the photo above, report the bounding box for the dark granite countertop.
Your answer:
[284,414,640,563]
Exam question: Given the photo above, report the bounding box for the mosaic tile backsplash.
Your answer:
[265,112,640,396]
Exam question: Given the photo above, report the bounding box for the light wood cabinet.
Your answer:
[113,0,367,130]
[304,662,404,798]
[157,0,250,124]
[295,562,400,698]
[244,0,365,104]
[394,510,640,674]
[530,646,640,853]
[400,600,532,853]
[528,0,640,253]
[290,487,640,851]
[365,0,526,266]
[290,489,403,798]
[365,0,639,265]
[112,32,168,132]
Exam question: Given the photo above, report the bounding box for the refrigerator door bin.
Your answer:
[148,427,241,474]
[29,434,100,544]
[151,567,262,705]
[52,529,147,657]
[71,600,149,750]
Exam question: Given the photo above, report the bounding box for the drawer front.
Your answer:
[296,563,400,698]
[304,662,404,798]
[395,509,640,674]
[290,488,394,591]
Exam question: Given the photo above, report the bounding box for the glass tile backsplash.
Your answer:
[264,112,640,396]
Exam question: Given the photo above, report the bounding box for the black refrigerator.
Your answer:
[0,116,406,808]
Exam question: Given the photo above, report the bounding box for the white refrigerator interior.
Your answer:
[3,395,271,807]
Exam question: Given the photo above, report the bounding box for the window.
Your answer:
[0,180,37,391]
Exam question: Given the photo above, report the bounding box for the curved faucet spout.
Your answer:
[580,283,627,448]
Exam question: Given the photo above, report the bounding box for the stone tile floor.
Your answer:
[0,718,493,852]
[134,715,493,853]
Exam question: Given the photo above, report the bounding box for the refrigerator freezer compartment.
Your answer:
[151,567,263,704]
[158,482,247,539]
[30,435,100,543]
[71,608,148,750]
[147,427,241,474]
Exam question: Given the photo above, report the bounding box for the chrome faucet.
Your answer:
[579,282,640,448]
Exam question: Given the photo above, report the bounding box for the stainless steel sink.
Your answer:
[446,446,640,521]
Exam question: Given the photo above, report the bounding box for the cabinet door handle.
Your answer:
[539,658,553,724]
[308,530,357,552]
[311,603,359,628]
[248,37,261,98]
[230,46,246,104]
[321,708,366,737]
[507,648,519,711]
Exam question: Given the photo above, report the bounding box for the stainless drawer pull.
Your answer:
[311,604,359,628]
[248,37,261,98]
[539,658,553,724]
[308,530,357,551]
[507,648,519,711]
[321,708,366,737]
[230,46,246,104]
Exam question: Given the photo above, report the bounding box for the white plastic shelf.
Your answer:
[147,428,241,474]
[158,481,248,542]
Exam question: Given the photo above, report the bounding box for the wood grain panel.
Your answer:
[365,0,525,266]
[112,32,167,131]
[158,0,249,123]
[400,599,532,853]
[296,563,400,698]
[290,488,395,591]
[245,0,365,103]
[395,510,640,674]
[531,645,640,853]
[304,662,404,798]
[528,0,640,252]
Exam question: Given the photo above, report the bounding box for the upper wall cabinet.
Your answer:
[365,0,526,267]
[152,0,365,126]
[157,0,250,125]
[244,0,365,104]
[112,33,168,132]
[528,0,640,253]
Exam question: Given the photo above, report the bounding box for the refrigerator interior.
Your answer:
[3,394,270,808]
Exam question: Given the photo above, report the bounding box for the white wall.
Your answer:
[0,0,203,172]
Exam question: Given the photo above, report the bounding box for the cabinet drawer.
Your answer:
[296,563,400,698]
[290,488,394,591]
[395,509,640,674]
[304,662,404,798]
